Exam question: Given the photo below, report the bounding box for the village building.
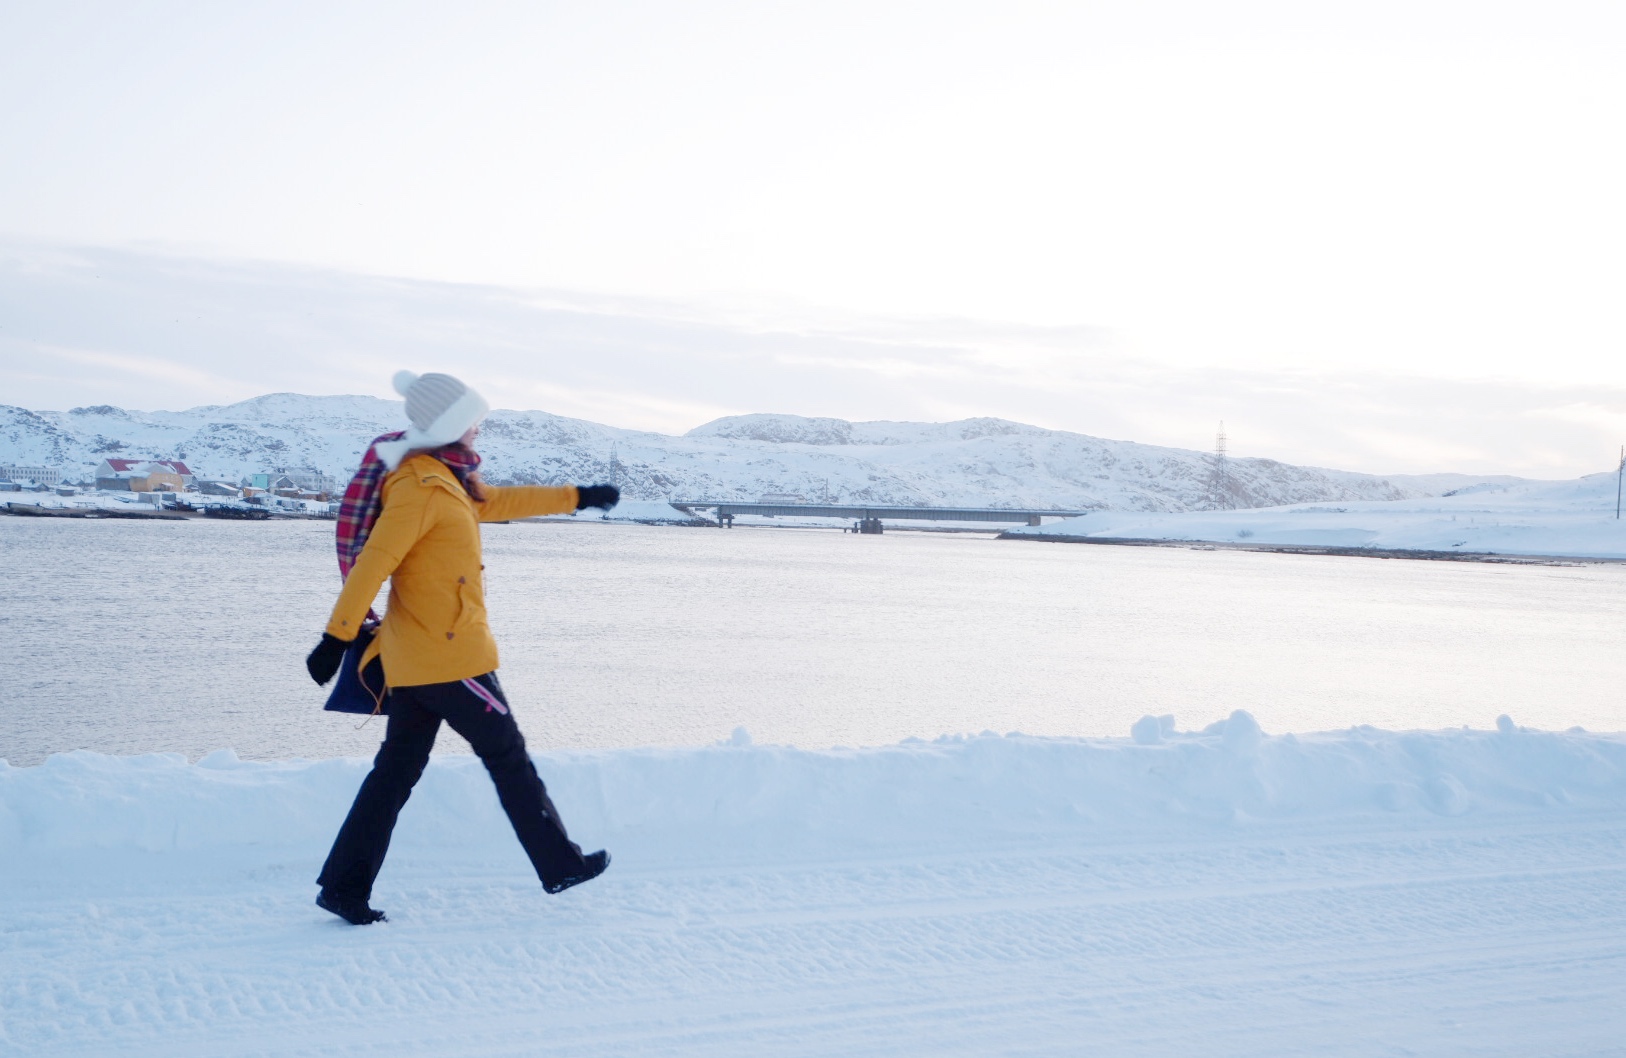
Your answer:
[273,467,339,495]
[270,476,327,500]
[1,465,64,487]
[245,467,339,499]
[95,459,194,492]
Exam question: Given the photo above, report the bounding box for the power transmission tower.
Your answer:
[1204,421,1232,510]
[1616,445,1623,519]
[608,444,624,490]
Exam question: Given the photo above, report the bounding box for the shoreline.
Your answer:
[1,500,331,521]
[9,501,1622,563]
[2,502,188,521]
[996,531,1616,565]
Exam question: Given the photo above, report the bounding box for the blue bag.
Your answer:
[323,623,389,715]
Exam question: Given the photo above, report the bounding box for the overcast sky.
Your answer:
[3,2,1625,475]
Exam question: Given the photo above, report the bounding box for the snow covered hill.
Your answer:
[0,395,1520,511]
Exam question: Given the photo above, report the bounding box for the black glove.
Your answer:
[306,633,350,686]
[575,484,620,511]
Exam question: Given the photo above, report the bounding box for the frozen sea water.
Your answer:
[4,516,1625,764]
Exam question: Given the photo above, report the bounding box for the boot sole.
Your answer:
[545,851,611,894]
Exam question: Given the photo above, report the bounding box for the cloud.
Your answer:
[2,240,1623,477]
[40,343,241,397]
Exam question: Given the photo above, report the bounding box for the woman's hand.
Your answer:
[306,633,351,686]
[575,484,620,511]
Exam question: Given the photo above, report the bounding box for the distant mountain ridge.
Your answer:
[0,394,1524,512]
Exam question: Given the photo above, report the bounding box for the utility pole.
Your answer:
[1617,445,1623,519]
[1205,421,1231,510]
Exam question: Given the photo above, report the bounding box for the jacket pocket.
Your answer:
[452,576,485,636]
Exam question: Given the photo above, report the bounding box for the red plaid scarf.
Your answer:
[336,433,483,597]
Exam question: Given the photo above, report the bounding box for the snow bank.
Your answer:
[6,719,1623,867]
[1006,473,1626,558]
[532,499,709,525]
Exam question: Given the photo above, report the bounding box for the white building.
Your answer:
[275,467,340,495]
[1,465,63,487]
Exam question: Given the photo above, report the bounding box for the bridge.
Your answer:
[668,500,1093,533]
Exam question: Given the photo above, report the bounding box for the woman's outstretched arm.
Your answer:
[475,485,579,523]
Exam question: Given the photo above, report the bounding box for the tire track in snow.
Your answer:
[7,823,1626,1057]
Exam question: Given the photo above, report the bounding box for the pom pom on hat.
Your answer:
[393,370,420,396]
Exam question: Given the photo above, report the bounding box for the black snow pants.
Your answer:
[317,673,586,899]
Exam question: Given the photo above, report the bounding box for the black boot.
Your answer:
[316,889,387,925]
[544,850,611,894]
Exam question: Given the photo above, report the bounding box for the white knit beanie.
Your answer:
[374,371,490,470]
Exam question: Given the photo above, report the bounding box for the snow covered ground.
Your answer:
[532,499,709,526]
[1007,473,1626,560]
[6,718,1625,1056]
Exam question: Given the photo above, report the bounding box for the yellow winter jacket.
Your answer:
[325,453,578,687]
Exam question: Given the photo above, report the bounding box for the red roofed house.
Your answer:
[95,458,194,492]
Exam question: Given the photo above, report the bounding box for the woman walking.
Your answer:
[306,371,619,925]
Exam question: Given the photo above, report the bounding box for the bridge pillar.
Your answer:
[1028,514,1042,526]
